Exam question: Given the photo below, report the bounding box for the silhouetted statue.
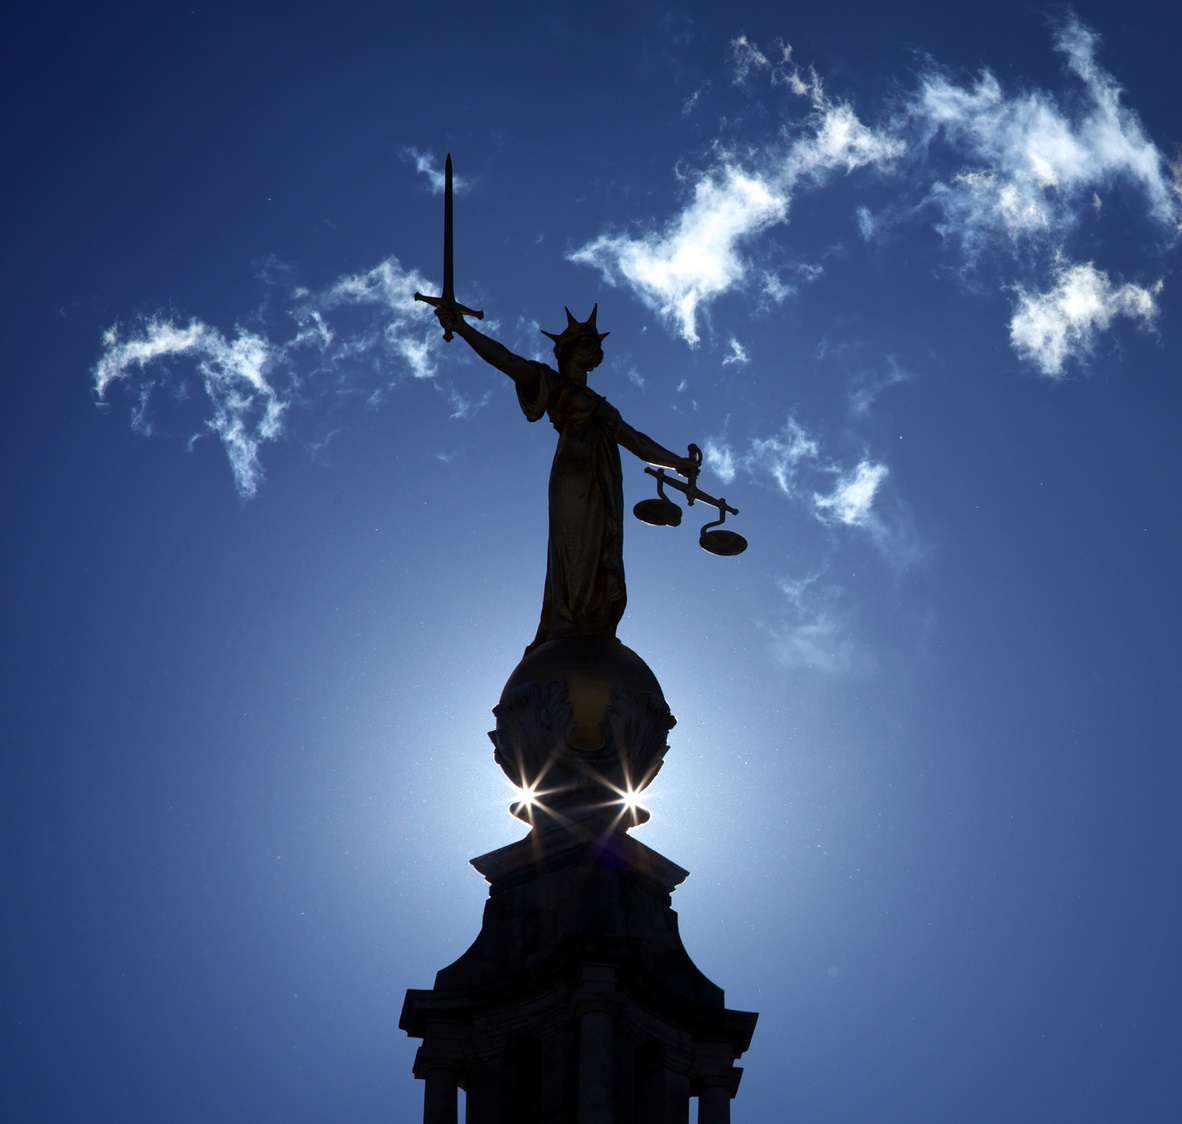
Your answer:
[415,156,742,650]
[435,303,696,651]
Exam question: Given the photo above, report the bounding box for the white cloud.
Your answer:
[730,35,811,95]
[94,255,447,497]
[1009,260,1160,377]
[708,417,884,524]
[813,460,889,527]
[905,17,1175,370]
[760,260,823,303]
[796,94,901,177]
[440,381,492,420]
[729,35,772,85]
[95,319,283,498]
[703,439,736,483]
[573,18,1174,375]
[399,148,469,196]
[856,206,877,241]
[913,16,1178,259]
[311,256,441,383]
[770,576,860,673]
[710,419,909,565]
[749,419,822,496]
[730,36,806,92]
[570,166,787,345]
[569,52,901,345]
[706,416,821,498]
[1054,19,1176,226]
[722,338,750,366]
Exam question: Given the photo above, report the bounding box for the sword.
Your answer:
[414,154,484,341]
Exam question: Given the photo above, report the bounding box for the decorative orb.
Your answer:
[491,637,676,827]
[501,637,664,748]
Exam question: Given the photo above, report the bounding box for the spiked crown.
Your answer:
[540,304,610,357]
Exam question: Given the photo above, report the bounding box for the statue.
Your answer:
[435,301,697,651]
[416,156,746,655]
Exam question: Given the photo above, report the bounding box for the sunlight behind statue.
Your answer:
[403,159,757,1124]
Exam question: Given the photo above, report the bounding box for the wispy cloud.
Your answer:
[813,460,889,528]
[721,337,750,366]
[93,255,446,497]
[308,256,442,384]
[849,355,912,415]
[706,416,818,495]
[770,575,864,673]
[399,148,469,195]
[570,167,788,345]
[708,414,922,579]
[707,417,891,534]
[569,57,901,345]
[1009,260,1161,377]
[95,319,283,499]
[572,15,1176,374]
[730,36,805,93]
[912,16,1177,262]
[441,383,492,420]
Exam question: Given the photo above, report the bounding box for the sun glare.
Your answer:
[620,787,646,814]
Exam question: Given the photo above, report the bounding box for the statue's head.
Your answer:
[541,305,609,373]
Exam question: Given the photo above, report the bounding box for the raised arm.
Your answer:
[435,305,538,390]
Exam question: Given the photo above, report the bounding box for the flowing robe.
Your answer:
[516,361,626,651]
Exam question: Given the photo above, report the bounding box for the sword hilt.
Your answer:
[413,293,485,342]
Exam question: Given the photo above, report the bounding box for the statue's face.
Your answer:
[569,334,603,372]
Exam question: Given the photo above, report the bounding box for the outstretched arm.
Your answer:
[435,305,537,390]
[616,420,698,478]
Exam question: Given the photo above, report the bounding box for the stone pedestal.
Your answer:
[401,823,756,1122]
[402,637,756,1121]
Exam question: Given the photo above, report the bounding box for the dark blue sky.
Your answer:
[5,3,1181,1120]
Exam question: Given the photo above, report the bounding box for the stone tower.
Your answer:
[401,635,757,1122]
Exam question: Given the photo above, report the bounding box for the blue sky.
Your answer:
[5,2,1181,1120]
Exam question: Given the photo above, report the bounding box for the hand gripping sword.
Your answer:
[413,154,484,341]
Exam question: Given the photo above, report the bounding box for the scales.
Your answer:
[634,444,748,556]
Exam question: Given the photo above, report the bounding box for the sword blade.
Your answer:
[413,153,482,341]
[442,153,455,305]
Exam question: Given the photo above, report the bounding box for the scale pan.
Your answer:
[700,529,748,556]
[634,498,682,527]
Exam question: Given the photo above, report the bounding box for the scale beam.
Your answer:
[637,462,748,556]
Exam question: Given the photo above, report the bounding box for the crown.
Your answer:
[540,304,610,350]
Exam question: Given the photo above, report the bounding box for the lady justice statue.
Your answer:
[434,300,698,652]
[415,156,744,815]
